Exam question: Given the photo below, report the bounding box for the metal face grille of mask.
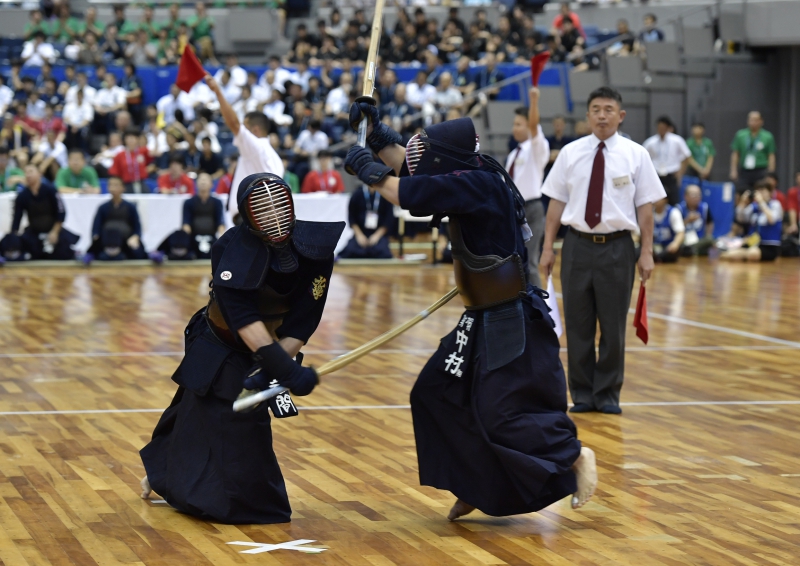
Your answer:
[246,179,295,243]
[405,134,425,176]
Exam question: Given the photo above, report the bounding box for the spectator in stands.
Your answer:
[26,91,47,123]
[92,132,123,178]
[102,24,126,63]
[326,8,346,39]
[112,4,135,39]
[545,34,568,63]
[164,3,185,39]
[189,2,216,62]
[32,129,68,179]
[638,14,665,44]
[215,54,247,88]
[0,147,25,192]
[11,164,79,260]
[679,184,715,256]
[607,19,636,57]
[643,116,691,205]
[85,176,148,262]
[453,56,476,97]
[197,137,224,179]
[0,76,13,116]
[55,149,100,194]
[406,71,437,111]
[78,31,104,66]
[325,72,352,118]
[434,72,463,115]
[652,197,685,263]
[559,16,584,54]
[66,73,96,106]
[475,53,505,100]
[92,73,127,135]
[216,70,242,105]
[83,7,106,39]
[382,83,411,132]
[158,155,195,195]
[24,9,48,41]
[136,5,160,41]
[472,8,492,33]
[126,29,158,67]
[685,122,716,180]
[22,31,57,67]
[51,4,81,43]
[232,85,257,122]
[157,84,196,125]
[571,45,601,72]
[338,184,394,260]
[41,79,64,110]
[300,149,343,194]
[545,115,575,179]
[730,111,776,196]
[552,2,585,38]
[722,181,782,262]
[109,129,148,193]
[181,172,225,258]
[215,153,236,196]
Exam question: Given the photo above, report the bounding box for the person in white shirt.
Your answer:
[324,72,353,117]
[92,132,124,176]
[232,85,260,123]
[0,76,14,116]
[204,74,283,222]
[541,86,665,415]
[26,91,47,122]
[214,54,248,88]
[66,73,97,106]
[260,56,292,92]
[406,71,437,110]
[217,70,242,105]
[642,116,691,205]
[32,129,69,177]
[294,120,329,157]
[63,89,95,152]
[261,89,293,126]
[433,72,464,112]
[93,73,128,133]
[21,32,57,67]
[247,71,271,103]
[156,84,196,125]
[506,88,550,287]
[188,81,215,110]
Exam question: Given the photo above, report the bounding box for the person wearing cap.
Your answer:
[344,102,596,522]
[541,87,665,415]
[140,172,344,524]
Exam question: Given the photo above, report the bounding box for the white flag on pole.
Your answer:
[546,275,563,338]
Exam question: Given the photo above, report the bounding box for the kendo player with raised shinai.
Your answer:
[140,172,345,524]
[344,104,597,521]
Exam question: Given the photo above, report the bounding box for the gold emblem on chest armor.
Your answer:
[311,276,327,300]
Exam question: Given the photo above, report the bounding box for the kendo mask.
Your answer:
[405,117,481,176]
[237,173,296,246]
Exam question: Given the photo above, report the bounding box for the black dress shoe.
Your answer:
[599,405,622,414]
[569,403,594,413]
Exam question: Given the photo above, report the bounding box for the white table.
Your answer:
[0,192,352,255]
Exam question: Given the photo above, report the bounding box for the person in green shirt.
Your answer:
[163,3,185,39]
[187,2,217,62]
[0,148,25,192]
[79,7,107,39]
[51,4,83,44]
[138,5,162,41]
[23,9,49,41]
[686,122,716,180]
[730,110,776,195]
[55,150,100,194]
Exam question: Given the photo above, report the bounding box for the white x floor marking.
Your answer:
[227,539,326,554]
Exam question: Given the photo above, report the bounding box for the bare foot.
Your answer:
[140,475,152,499]
[571,447,597,509]
[447,499,475,521]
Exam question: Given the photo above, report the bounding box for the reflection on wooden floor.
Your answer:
[1,259,800,565]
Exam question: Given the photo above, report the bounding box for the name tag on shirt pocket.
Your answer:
[613,175,632,189]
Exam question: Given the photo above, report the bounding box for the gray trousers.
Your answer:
[560,230,636,409]
[524,199,545,288]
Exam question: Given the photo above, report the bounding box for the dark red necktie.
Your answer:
[508,145,522,178]
[585,141,605,228]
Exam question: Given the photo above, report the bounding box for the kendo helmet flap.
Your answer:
[238,173,296,244]
[406,117,481,176]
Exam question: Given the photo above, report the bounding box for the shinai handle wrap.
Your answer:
[356,0,386,148]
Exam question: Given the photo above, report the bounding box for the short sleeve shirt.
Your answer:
[55,166,100,190]
[686,137,716,168]
[731,128,775,170]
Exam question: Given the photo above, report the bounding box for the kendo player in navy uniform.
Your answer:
[85,176,149,262]
[345,103,598,521]
[140,172,345,524]
[181,172,226,259]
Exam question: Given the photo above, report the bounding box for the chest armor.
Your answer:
[192,198,217,236]
[28,194,56,234]
[450,217,527,310]
[104,203,132,241]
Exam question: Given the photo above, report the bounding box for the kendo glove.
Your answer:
[344,145,394,186]
[246,343,318,396]
[349,99,402,153]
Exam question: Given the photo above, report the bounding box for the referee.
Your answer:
[540,87,665,414]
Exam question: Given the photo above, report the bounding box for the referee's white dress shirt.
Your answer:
[642,132,691,176]
[228,127,284,221]
[542,132,666,233]
[505,125,550,202]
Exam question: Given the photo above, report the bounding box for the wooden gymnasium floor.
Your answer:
[1,258,799,566]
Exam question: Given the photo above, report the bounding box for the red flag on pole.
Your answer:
[530,52,551,86]
[175,46,206,93]
[633,283,648,344]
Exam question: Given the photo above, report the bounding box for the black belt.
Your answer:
[570,227,630,244]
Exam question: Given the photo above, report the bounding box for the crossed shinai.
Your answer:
[227,539,326,554]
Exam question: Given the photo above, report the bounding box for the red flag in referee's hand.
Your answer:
[633,282,648,344]
[530,52,551,86]
[175,46,205,92]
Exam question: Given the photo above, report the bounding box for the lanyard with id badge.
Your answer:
[744,134,763,170]
[363,187,381,230]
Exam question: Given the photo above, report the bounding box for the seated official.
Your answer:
[157,156,195,195]
[300,150,345,194]
[55,149,101,194]
[722,181,782,262]
[181,172,225,259]
[652,197,685,263]
[338,184,394,260]
[84,176,148,262]
[4,164,79,260]
[679,184,715,256]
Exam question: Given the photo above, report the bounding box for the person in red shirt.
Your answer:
[157,156,195,195]
[215,153,237,195]
[109,129,149,193]
[785,171,800,234]
[552,1,586,38]
[300,150,345,194]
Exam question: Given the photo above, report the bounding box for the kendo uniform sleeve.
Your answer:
[348,188,365,229]
[275,256,335,343]
[91,202,107,239]
[12,191,28,233]
[129,202,142,237]
[182,197,193,227]
[398,170,505,217]
[213,198,224,229]
[50,186,66,224]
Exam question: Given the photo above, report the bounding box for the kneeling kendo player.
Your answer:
[140,172,344,524]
